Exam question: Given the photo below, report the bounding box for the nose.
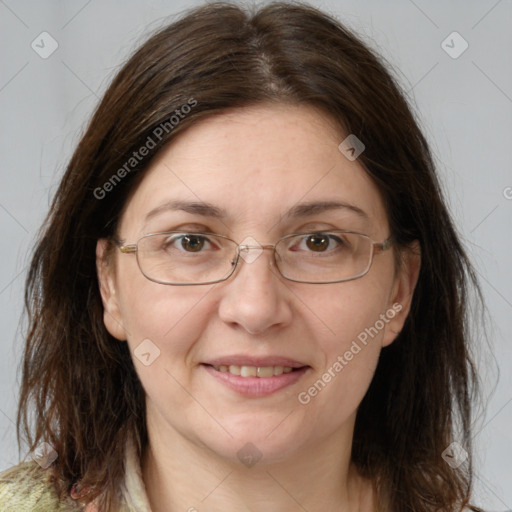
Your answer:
[217,245,293,335]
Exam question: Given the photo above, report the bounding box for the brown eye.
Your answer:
[181,235,205,252]
[161,234,211,253]
[305,234,330,252]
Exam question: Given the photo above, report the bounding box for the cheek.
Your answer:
[117,276,215,360]
[307,278,392,349]
[298,326,382,427]
[117,282,219,414]
[296,282,391,408]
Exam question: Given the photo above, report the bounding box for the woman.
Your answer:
[0,1,490,511]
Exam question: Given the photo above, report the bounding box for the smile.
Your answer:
[202,364,310,397]
[211,365,295,377]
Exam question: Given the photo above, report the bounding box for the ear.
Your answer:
[96,238,128,341]
[381,240,421,347]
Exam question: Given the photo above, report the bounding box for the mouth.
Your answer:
[201,359,311,397]
[207,364,302,378]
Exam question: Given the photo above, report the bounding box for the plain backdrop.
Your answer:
[0,0,511,510]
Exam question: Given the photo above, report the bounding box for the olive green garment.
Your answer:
[0,434,152,511]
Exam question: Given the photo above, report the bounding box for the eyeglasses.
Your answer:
[113,230,393,285]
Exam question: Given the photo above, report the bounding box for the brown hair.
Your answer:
[18,1,481,510]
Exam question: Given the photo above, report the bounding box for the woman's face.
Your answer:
[98,104,417,465]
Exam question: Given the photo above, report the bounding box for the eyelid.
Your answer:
[166,230,353,240]
[155,224,218,234]
[293,223,356,234]
[147,221,364,239]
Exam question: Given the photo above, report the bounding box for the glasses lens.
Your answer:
[134,231,373,285]
[137,232,237,284]
[276,232,373,283]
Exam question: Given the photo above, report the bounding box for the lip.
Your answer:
[201,362,310,397]
[203,355,307,368]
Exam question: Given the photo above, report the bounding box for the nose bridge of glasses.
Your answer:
[238,243,275,251]
[236,243,277,266]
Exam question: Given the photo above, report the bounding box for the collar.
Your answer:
[71,434,152,512]
[119,433,153,511]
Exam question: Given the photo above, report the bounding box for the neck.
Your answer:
[141,415,375,512]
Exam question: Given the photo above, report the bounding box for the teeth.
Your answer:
[213,364,297,377]
[273,366,284,376]
[256,366,273,378]
[241,366,257,377]
[229,365,241,376]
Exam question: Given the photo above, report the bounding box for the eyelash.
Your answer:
[158,222,349,236]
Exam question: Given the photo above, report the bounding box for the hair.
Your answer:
[17,1,482,510]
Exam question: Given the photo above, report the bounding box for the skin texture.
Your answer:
[96,104,420,512]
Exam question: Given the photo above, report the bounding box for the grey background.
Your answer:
[0,0,511,510]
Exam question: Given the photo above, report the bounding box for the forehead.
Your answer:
[119,104,389,238]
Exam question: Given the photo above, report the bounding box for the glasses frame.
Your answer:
[113,230,393,286]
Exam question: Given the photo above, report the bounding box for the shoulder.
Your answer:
[0,461,82,511]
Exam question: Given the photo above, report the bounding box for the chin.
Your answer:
[194,417,314,467]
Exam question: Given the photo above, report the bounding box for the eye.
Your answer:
[163,233,215,253]
[293,233,347,253]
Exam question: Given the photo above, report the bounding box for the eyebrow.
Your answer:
[145,200,226,222]
[284,200,369,220]
[144,199,369,223]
